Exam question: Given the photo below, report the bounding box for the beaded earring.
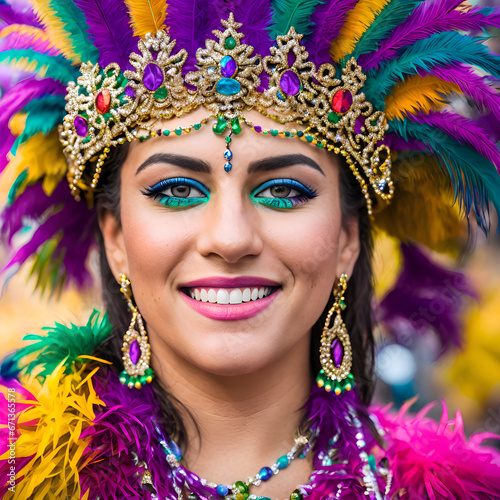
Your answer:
[317,273,355,395]
[119,274,154,389]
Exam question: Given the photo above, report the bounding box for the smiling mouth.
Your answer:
[181,286,280,305]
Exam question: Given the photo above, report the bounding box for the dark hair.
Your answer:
[93,141,375,445]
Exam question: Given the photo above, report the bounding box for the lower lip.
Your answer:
[180,290,280,320]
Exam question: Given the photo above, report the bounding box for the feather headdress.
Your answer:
[0,0,499,294]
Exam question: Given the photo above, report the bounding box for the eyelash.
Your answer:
[251,179,318,209]
[142,177,210,207]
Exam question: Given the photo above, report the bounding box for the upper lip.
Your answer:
[180,276,281,288]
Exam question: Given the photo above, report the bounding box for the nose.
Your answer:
[196,190,264,264]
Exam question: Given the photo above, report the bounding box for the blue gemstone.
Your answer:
[322,456,333,466]
[259,467,273,481]
[224,162,232,172]
[167,440,183,460]
[216,485,229,496]
[223,149,233,160]
[276,455,289,469]
[277,91,285,101]
[220,55,237,78]
[217,78,241,96]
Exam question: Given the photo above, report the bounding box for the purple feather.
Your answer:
[382,132,427,151]
[1,182,97,287]
[378,243,477,352]
[0,2,41,28]
[306,0,357,64]
[1,30,62,56]
[362,0,500,70]
[0,77,65,174]
[429,64,500,122]
[73,0,138,70]
[409,110,500,172]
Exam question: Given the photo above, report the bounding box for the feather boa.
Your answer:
[0,312,499,499]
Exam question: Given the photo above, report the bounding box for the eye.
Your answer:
[142,177,210,207]
[251,179,317,209]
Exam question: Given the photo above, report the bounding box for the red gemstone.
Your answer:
[96,89,111,114]
[331,89,353,114]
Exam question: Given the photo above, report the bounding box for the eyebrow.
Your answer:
[248,154,325,176]
[135,153,212,175]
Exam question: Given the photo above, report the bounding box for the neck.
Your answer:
[152,336,314,497]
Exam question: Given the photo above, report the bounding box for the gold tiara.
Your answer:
[59,14,393,214]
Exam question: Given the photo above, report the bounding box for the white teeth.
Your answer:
[188,286,274,304]
[217,289,230,304]
[229,289,243,304]
[208,289,217,303]
[242,288,251,302]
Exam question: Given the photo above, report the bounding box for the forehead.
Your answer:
[123,107,340,179]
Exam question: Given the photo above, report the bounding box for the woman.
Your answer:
[1,1,500,498]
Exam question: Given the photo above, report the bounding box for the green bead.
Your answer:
[339,298,346,310]
[370,120,378,127]
[328,112,340,124]
[290,490,303,500]
[225,36,237,49]
[163,129,170,136]
[193,123,202,130]
[234,481,248,493]
[270,129,278,136]
[145,368,154,376]
[243,493,249,500]
[316,142,324,149]
[213,116,227,135]
[140,375,148,385]
[231,118,242,135]
[285,131,291,137]
[305,135,314,143]
[368,454,377,471]
[225,136,232,144]
[277,455,289,469]
[297,130,304,137]
[154,87,168,99]
[174,127,182,136]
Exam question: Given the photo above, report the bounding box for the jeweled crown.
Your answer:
[60,14,393,214]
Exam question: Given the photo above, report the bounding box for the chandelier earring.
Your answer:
[119,274,154,389]
[317,273,354,395]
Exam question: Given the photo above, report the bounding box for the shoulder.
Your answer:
[372,399,500,499]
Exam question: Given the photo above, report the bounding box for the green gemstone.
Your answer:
[270,129,279,136]
[231,117,242,135]
[174,127,182,136]
[225,136,232,144]
[328,112,340,124]
[316,142,324,149]
[216,78,241,96]
[163,129,170,136]
[154,87,168,99]
[290,490,303,500]
[305,135,314,142]
[193,123,202,130]
[145,368,154,376]
[225,36,237,50]
[213,116,227,135]
[277,455,289,469]
[234,481,248,493]
[297,130,304,137]
[103,112,113,121]
[140,375,148,385]
[371,120,378,127]
[285,131,291,137]
[368,454,377,471]
[243,494,249,500]
[339,298,346,310]
[82,137,90,144]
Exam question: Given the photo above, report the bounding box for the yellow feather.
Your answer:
[125,0,168,38]
[330,0,390,62]
[30,0,80,63]
[385,75,461,120]
[6,131,67,196]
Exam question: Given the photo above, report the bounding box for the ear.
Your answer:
[336,217,360,278]
[98,208,129,281]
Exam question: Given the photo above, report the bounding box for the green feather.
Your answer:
[8,310,113,379]
[268,0,325,38]
[11,95,66,155]
[7,170,28,205]
[0,49,77,83]
[351,0,423,59]
[46,0,99,64]
[364,32,500,109]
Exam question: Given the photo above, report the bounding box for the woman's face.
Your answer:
[101,109,360,378]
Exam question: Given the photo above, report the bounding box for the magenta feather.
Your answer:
[430,64,500,122]
[362,0,500,70]
[382,132,427,151]
[0,77,65,174]
[1,30,62,55]
[372,400,500,499]
[73,0,138,70]
[409,110,500,172]
[0,2,41,28]
[306,0,357,64]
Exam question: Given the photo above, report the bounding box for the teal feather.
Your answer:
[3,310,113,380]
[11,95,66,155]
[0,49,77,84]
[268,0,325,38]
[364,32,500,109]
[351,0,423,60]
[46,0,99,64]
[389,119,500,233]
